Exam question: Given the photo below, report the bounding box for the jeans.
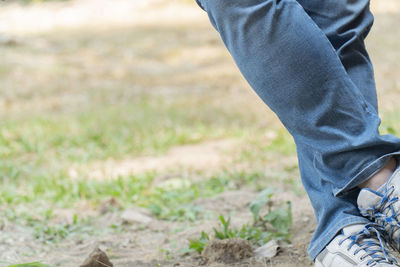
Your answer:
[195,0,400,261]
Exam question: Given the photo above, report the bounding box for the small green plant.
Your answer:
[249,188,274,223]
[188,231,210,253]
[29,213,94,243]
[159,248,172,260]
[262,202,292,241]
[250,188,292,241]
[213,215,237,239]
[187,188,292,253]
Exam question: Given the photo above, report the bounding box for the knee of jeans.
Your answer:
[205,0,287,31]
[199,0,239,29]
[205,0,242,14]
[204,0,254,24]
[206,0,277,20]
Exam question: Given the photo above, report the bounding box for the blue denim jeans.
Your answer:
[195,0,400,261]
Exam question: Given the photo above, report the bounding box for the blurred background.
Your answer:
[0,0,399,266]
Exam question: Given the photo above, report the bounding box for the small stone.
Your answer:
[121,209,153,224]
[254,240,280,258]
[80,247,113,267]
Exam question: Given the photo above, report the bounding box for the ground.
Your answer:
[0,0,399,266]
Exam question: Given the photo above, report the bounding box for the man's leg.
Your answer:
[294,0,398,255]
[297,0,397,189]
[195,0,400,260]
[297,0,377,110]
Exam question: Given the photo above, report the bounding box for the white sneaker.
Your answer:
[358,167,400,251]
[314,224,399,266]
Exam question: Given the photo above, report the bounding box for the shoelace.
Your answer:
[359,186,400,249]
[338,224,399,266]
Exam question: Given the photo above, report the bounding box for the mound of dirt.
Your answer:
[98,197,121,214]
[80,247,114,267]
[201,238,254,264]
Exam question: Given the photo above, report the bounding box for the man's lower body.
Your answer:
[195,0,400,263]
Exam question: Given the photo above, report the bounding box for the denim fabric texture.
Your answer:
[195,0,400,261]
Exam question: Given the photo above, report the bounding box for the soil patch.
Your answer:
[80,248,113,267]
[80,139,237,180]
[202,238,254,264]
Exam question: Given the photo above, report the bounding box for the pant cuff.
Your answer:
[334,151,400,197]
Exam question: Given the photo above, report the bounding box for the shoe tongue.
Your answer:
[357,188,382,209]
[342,224,366,236]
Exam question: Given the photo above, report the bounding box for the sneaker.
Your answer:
[358,167,400,251]
[314,224,399,266]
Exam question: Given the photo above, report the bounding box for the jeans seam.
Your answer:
[312,151,325,186]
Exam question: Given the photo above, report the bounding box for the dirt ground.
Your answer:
[1,184,315,267]
[1,0,399,266]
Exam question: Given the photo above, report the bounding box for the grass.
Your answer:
[1,169,268,225]
[1,97,250,167]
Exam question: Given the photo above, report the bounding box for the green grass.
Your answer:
[1,169,266,219]
[0,167,273,247]
[0,96,264,186]
[1,98,245,161]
